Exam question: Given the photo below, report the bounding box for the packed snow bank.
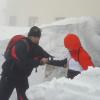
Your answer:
[27,68,100,100]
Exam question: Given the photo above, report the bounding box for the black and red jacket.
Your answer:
[2,38,51,79]
[2,37,67,80]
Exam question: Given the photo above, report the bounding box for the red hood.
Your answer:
[64,34,94,70]
[64,34,81,51]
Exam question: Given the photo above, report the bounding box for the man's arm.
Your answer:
[37,45,67,67]
[37,45,53,58]
[40,57,67,68]
[47,58,67,67]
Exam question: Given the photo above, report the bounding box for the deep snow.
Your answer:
[27,68,100,100]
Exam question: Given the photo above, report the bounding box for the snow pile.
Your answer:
[42,16,94,26]
[27,68,100,100]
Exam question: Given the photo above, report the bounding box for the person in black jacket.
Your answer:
[0,26,67,100]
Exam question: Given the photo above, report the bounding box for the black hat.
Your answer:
[28,26,41,37]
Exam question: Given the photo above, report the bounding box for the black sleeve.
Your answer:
[47,58,67,67]
[14,41,40,70]
[36,45,67,67]
[37,45,53,58]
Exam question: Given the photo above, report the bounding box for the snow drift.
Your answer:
[27,68,100,100]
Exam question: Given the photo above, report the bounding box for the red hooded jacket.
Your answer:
[64,34,94,70]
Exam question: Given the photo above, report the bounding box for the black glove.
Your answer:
[48,58,67,67]
[62,58,67,68]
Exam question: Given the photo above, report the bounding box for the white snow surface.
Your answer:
[0,16,100,100]
[27,68,100,100]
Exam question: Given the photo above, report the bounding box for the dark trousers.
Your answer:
[0,77,28,100]
[67,69,80,79]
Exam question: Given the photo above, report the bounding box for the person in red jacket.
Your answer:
[64,34,94,79]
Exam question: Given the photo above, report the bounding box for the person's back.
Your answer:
[64,34,94,79]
